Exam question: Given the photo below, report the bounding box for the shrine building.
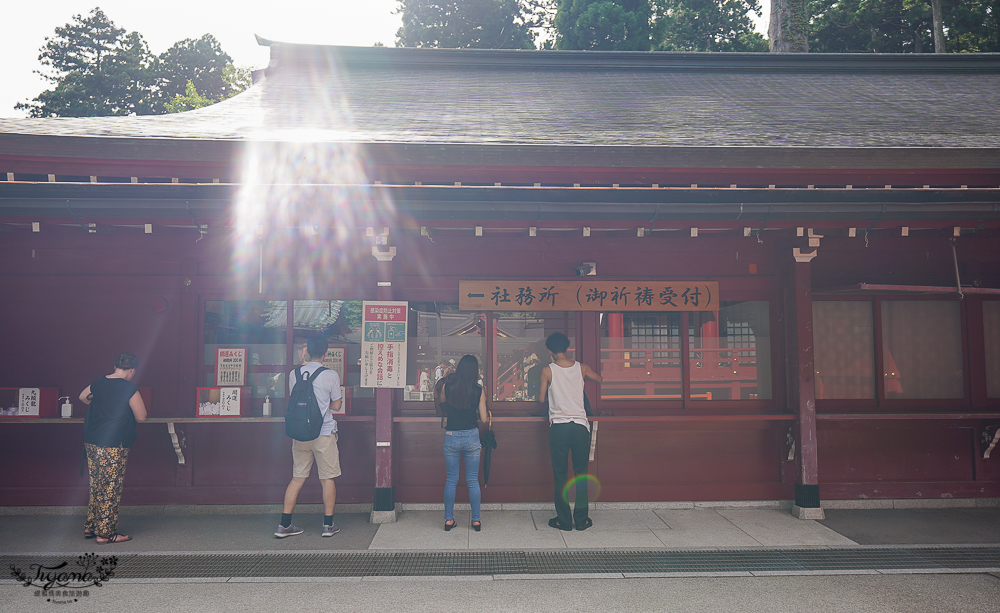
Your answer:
[1,41,999,519]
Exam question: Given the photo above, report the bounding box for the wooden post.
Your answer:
[787,248,823,519]
[179,258,199,416]
[371,245,398,523]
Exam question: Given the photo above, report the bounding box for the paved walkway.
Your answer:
[4,506,1000,613]
[3,505,1000,554]
[369,507,856,550]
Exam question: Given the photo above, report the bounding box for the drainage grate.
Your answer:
[5,548,1000,579]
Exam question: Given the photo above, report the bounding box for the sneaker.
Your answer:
[322,523,340,537]
[274,523,303,538]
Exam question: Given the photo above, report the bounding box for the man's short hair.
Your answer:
[307,337,329,361]
[115,352,138,370]
[545,332,570,355]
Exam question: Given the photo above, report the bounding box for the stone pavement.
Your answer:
[4,504,1000,613]
[2,503,1000,554]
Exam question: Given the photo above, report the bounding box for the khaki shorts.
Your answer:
[291,433,341,480]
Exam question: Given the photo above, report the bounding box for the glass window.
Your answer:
[406,303,485,402]
[985,301,1000,398]
[494,312,575,401]
[250,372,285,399]
[881,300,964,399]
[600,302,771,402]
[690,301,771,401]
[813,301,876,399]
[600,312,682,400]
[204,301,287,366]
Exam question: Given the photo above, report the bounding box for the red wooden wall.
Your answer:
[1,220,998,506]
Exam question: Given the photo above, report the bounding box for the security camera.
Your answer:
[574,262,596,276]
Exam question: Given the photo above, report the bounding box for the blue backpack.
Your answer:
[285,366,328,442]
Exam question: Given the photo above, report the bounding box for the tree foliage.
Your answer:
[164,80,214,113]
[653,0,768,51]
[395,0,539,48]
[810,0,999,53]
[17,8,157,116]
[938,0,999,52]
[553,0,653,49]
[154,34,235,112]
[810,0,932,52]
[18,7,253,117]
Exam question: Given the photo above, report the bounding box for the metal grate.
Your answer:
[5,547,1000,580]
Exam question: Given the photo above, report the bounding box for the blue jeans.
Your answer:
[443,428,482,522]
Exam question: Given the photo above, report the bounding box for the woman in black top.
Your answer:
[438,355,488,531]
[79,352,147,543]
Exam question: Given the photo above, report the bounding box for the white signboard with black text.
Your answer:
[215,348,247,386]
[19,388,40,416]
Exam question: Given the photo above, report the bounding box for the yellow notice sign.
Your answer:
[459,281,719,311]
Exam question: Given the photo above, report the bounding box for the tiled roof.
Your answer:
[1,45,998,149]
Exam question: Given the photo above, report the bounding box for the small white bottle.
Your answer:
[60,396,73,418]
[262,395,272,417]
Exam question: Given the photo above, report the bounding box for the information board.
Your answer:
[215,347,247,386]
[18,388,40,416]
[196,387,244,416]
[321,346,346,382]
[459,281,719,312]
[361,301,408,388]
[322,346,348,414]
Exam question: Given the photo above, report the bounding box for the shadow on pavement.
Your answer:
[819,508,1000,545]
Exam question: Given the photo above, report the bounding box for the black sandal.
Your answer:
[548,517,572,531]
[472,521,482,532]
[575,518,593,531]
[83,528,95,539]
[96,533,131,544]
[444,519,456,532]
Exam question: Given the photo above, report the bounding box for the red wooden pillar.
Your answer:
[786,248,823,519]
[607,313,623,372]
[176,258,199,487]
[371,245,397,522]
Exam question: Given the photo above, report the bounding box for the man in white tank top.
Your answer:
[539,332,602,531]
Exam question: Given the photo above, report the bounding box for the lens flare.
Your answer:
[229,51,405,295]
[561,474,601,504]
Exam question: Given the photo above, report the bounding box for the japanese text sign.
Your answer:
[459,281,719,311]
[218,387,241,416]
[196,386,246,417]
[321,347,346,382]
[361,301,408,388]
[19,388,40,416]
[215,348,247,386]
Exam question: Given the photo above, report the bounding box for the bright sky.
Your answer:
[1,0,769,119]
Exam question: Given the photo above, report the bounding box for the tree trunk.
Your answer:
[931,0,945,53]
[769,0,809,52]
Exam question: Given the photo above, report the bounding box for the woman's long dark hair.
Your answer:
[448,355,480,411]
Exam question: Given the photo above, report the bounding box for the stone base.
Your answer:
[791,505,826,520]
[370,508,398,524]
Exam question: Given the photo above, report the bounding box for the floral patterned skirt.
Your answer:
[84,443,130,538]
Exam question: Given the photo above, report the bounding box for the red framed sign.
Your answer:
[196,387,250,416]
[215,347,247,387]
